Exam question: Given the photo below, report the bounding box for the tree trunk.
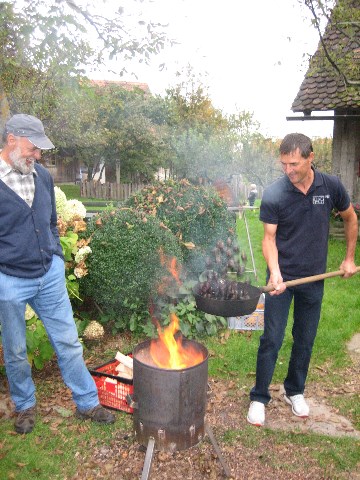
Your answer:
[116,160,121,184]
[0,81,10,132]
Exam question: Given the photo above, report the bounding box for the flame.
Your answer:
[159,247,181,286]
[151,249,202,369]
[150,313,204,369]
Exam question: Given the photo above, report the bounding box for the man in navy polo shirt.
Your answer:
[247,133,358,427]
[0,114,115,433]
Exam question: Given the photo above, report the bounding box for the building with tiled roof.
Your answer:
[289,0,359,202]
[90,80,151,94]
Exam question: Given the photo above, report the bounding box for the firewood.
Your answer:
[115,351,133,370]
[115,363,133,379]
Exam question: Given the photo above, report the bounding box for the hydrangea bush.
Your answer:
[55,187,91,298]
[25,305,54,369]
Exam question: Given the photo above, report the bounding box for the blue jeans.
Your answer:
[0,255,99,412]
[250,281,324,404]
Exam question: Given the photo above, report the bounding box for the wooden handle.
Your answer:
[261,266,360,293]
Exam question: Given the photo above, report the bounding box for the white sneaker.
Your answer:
[247,401,265,426]
[284,394,309,417]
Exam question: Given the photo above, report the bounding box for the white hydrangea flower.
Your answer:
[55,187,70,220]
[25,304,36,320]
[75,246,92,263]
[66,199,87,220]
[74,265,87,278]
[54,187,86,222]
[83,321,104,339]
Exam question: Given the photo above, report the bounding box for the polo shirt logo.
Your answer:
[313,196,325,204]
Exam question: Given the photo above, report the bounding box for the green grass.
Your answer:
[55,184,114,211]
[0,414,131,479]
[1,198,359,479]
[55,183,82,200]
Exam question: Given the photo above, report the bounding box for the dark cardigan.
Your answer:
[0,163,63,278]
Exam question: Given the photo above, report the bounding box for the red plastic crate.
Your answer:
[89,358,134,414]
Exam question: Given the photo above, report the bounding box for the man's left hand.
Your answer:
[339,259,358,278]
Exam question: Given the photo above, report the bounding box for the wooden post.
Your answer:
[116,160,121,184]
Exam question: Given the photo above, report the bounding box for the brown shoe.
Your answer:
[14,406,36,434]
[75,404,115,424]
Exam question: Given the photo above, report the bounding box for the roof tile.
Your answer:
[291,1,360,113]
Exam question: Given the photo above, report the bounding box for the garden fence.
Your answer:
[80,181,145,201]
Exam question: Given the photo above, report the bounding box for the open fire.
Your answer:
[149,313,204,369]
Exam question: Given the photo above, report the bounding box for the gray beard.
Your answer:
[9,146,35,175]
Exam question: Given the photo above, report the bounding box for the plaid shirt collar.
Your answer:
[0,155,38,207]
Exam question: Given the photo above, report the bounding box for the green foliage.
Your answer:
[126,179,237,276]
[60,231,78,261]
[164,73,260,182]
[0,1,169,88]
[59,231,82,301]
[240,133,281,188]
[0,0,169,171]
[25,310,54,370]
[80,208,183,328]
[167,286,228,338]
[312,137,333,173]
[92,84,171,183]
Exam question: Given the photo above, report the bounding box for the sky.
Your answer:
[89,0,335,139]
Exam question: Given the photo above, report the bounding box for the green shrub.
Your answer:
[126,179,236,276]
[80,208,183,331]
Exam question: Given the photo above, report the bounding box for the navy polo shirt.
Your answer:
[260,169,350,279]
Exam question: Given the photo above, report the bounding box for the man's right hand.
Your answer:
[268,270,286,296]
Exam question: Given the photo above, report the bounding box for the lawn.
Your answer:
[0,199,359,479]
[55,183,112,212]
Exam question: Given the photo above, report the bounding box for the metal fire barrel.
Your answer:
[132,338,208,452]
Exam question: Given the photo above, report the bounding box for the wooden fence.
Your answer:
[80,181,145,201]
[329,220,360,240]
[80,179,263,204]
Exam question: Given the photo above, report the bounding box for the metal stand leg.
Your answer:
[141,437,156,480]
[204,420,232,478]
[242,210,257,280]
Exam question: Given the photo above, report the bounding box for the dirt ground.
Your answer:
[0,334,359,480]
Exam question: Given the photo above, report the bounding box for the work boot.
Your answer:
[14,406,36,434]
[75,404,115,424]
[284,394,309,417]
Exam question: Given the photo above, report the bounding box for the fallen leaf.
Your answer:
[54,406,73,418]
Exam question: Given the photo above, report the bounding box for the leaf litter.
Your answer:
[0,334,359,479]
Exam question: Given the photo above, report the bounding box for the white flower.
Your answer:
[66,199,87,221]
[83,321,104,339]
[55,187,70,220]
[75,246,92,263]
[25,304,36,320]
[74,265,87,278]
[55,187,87,222]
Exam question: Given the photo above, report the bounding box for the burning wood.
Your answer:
[150,313,204,369]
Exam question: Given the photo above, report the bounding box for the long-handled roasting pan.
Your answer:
[194,267,360,317]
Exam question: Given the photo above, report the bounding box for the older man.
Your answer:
[0,114,115,433]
